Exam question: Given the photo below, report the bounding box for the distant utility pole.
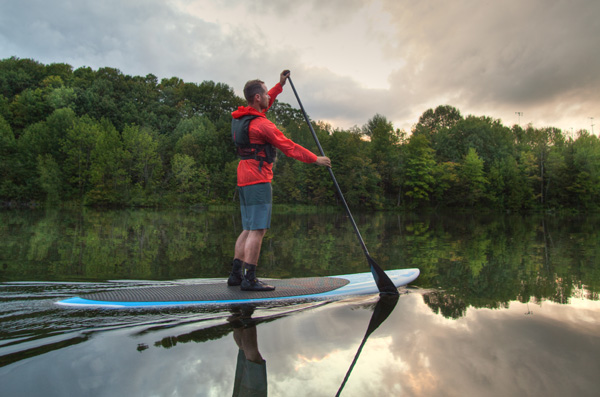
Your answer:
[590,117,595,135]
[515,112,523,125]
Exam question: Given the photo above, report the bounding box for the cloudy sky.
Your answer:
[1,0,598,134]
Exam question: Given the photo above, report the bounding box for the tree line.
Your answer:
[1,56,598,211]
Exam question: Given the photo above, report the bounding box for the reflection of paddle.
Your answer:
[335,294,400,396]
[287,75,399,295]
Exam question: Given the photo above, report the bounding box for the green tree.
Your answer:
[458,148,488,207]
[401,134,436,208]
[173,116,223,166]
[0,94,9,121]
[324,127,381,208]
[45,108,77,159]
[519,150,540,208]
[488,156,533,211]
[269,101,306,129]
[272,159,304,204]
[0,57,47,99]
[436,115,515,167]
[36,154,62,203]
[566,132,600,210]
[181,80,244,122]
[61,115,102,199]
[87,122,129,205]
[0,116,19,199]
[15,108,77,200]
[363,114,403,206]
[47,85,77,110]
[172,116,232,201]
[172,153,196,194]
[516,126,567,207]
[171,153,209,203]
[45,62,74,84]
[17,121,56,199]
[39,74,74,112]
[544,148,569,208]
[122,125,163,203]
[415,105,463,136]
[156,76,186,131]
[9,88,51,131]
[432,161,460,206]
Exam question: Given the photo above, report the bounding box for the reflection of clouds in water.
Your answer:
[263,298,399,396]
[387,295,600,397]
[94,327,238,397]
[250,293,600,396]
[249,295,600,396]
[273,336,409,396]
[2,294,599,396]
[541,298,600,333]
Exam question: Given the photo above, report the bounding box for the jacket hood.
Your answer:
[231,106,266,119]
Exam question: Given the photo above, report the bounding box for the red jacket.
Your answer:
[232,83,317,187]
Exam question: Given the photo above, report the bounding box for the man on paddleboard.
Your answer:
[229,70,331,291]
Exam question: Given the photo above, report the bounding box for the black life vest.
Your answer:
[231,115,276,171]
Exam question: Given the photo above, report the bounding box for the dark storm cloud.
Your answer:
[1,1,176,69]
[1,0,598,131]
[271,0,600,130]
[0,0,255,82]
[381,0,600,127]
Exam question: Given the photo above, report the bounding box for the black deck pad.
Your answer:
[82,277,350,302]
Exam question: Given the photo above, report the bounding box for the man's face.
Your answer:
[257,83,270,111]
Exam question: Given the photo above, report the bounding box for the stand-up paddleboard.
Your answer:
[57,268,419,309]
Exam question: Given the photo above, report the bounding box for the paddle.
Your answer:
[287,75,399,295]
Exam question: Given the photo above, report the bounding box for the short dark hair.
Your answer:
[243,79,265,103]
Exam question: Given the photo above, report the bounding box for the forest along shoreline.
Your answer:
[1,57,599,213]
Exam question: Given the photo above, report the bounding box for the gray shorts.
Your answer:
[239,183,272,230]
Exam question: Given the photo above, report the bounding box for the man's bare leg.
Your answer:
[235,230,250,262]
[233,229,266,264]
[243,229,266,265]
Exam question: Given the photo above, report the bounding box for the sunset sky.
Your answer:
[1,0,598,134]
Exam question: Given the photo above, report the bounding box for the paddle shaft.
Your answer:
[287,76,399,295]
[287,77,370,257]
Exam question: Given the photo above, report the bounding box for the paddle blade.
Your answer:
[367,255,399,295]
[365,293,399,335]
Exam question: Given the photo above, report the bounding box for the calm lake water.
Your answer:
[1,208,599,396]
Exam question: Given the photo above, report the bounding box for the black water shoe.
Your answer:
[227,259,243,286]
[240,263,275,291]
[241,278,275,292]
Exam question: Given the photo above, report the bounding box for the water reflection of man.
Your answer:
[229,306,267,396]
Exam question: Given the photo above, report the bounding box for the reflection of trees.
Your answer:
[1,209,238,281]
[154,324,233,349]
[422,291,467,320]
[1,210,599,312]
[396,213,600,319]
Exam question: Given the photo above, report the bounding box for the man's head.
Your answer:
[244,79,269,111]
